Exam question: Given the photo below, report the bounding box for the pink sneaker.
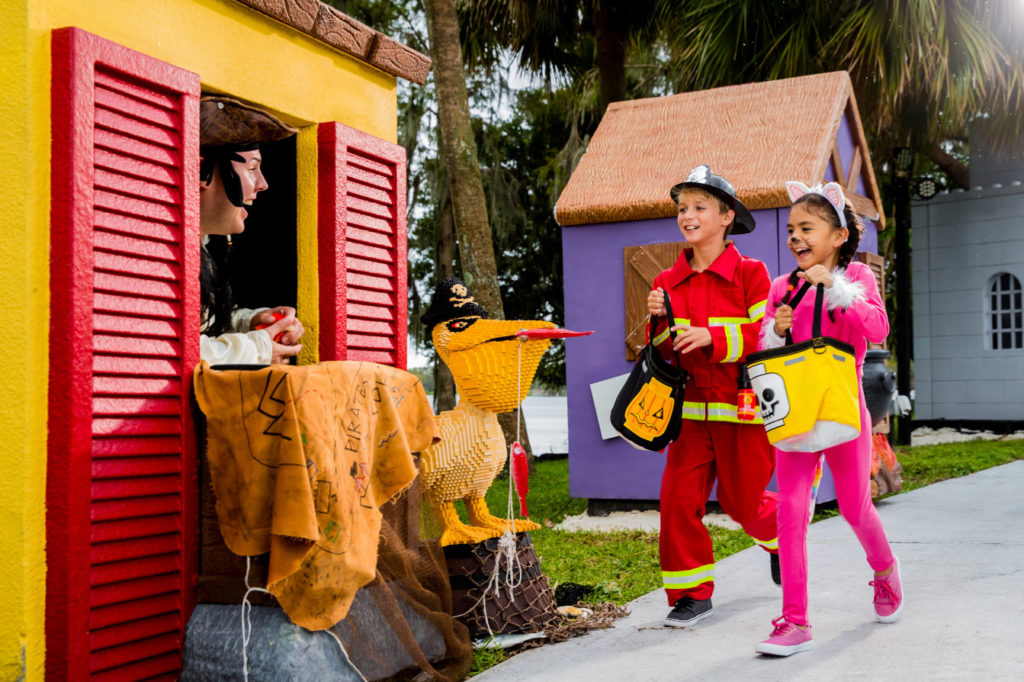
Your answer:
[870,555,904,623]
[755,616,813,656]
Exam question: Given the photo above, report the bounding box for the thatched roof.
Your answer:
[555,71,884,227]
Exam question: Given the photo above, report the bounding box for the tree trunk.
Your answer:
[434,198,457,413]
[923,144,970,190]
[593,2,627,113]
[425,0,536,457]
[424,0,504,318]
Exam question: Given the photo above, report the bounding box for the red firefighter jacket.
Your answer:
[649,242,769,423]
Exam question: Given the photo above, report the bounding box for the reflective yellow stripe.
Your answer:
[663,563,715,588]
[753,537,779,550]
[652,317,691,345]
[706,402,764,424]
[681,401,705,420]
[708,317,748,325]
[748,300,767,322]
[724,324,742,362]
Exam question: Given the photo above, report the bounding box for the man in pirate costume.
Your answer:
[198,95,303,365]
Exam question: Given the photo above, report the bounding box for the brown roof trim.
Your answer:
[233,0,431,85]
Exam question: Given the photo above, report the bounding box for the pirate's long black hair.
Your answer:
[200,235,233,336]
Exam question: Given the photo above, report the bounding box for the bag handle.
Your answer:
[779,270,827,346]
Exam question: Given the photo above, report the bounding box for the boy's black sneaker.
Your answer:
[770,553,782,586]
[664,596,713,627]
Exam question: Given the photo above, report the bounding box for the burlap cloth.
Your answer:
[193,361,438,630]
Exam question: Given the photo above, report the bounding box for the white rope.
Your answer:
[240,556,272,682]
[239,556,369,682]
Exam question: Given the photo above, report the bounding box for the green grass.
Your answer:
[895,439,1024,492]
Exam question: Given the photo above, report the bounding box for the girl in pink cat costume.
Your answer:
[754,181,903,657]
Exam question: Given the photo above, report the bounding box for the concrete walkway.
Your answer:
[476,461,1024,681]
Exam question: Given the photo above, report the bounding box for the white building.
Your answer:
[912,125,1024,421]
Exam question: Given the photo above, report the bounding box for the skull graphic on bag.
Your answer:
[747,364,790,431]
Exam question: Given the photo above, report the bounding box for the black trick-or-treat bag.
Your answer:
[611,288,688,451]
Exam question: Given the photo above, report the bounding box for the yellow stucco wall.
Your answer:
[1,0,400,677]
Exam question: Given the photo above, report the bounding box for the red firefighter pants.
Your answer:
[660,419,778,605]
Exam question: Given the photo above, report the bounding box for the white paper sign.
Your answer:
[589,373,630,440]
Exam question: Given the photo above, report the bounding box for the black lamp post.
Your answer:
[892,147,914,445]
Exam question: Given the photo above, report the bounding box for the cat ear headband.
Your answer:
[785,181,847,228]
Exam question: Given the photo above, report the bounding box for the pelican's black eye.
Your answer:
[446,318,477,333]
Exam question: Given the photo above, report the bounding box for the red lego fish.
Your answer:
[510,440,530,517]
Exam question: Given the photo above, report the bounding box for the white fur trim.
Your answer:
[760,317,787,349]
[825,267,866,310]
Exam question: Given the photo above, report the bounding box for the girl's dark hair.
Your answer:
[200,235,234,336]
[792,193,863,268]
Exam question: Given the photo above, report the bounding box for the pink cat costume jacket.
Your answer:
[758,260,895,626]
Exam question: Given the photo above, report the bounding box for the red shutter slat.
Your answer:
[91,632,181,675]
[346,241,393,262]
[94,129,180,168]
[346,255,393,277]
[94,273,180,300]
[90,573,183,609]
[93,188,180,224]
[93,314,180,338]
[89,613,181,652]
[92,356,180,376]
[94,251,181,281]
[92,417,182,437]
[93,86,180,130]
[48,31,199,680]
[346,334,395,350]
[91,653,181,682]
[92,335,181,358]
[94,209,179,243]
[94,108,179,148]
[89,593,181,631]
[348,181,392,205]
[91,495,182,523]
[347,211,395,234]
[94,148,180,186]
[347,195,393,220]
[347,319,393,335]
[346,302,394,321]
[94,230,181,261]
[347,150,394,177]
[91,436,182,457]
[347,271,393,292]
[91,514,182,543]
[348,349,395,364]
[346,225,393,247]
[346,288,394,306]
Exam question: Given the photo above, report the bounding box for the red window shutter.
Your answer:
[317,122,408,367]
[48,28,200,681]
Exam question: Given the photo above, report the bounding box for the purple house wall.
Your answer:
[562,115,880,503]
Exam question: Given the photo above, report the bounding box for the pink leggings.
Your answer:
[776,398,895,625]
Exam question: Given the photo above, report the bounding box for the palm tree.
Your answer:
[667,0,1024,189]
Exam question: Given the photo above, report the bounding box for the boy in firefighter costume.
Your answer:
[646,165,779,627]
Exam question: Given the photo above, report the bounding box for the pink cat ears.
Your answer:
[785,180,848,228]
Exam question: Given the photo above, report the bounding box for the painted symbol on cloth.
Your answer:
[323,519,341,543]
[747,363,790,430]
[256,371,291,440]
[314,479,333,514]
[349,461,369,496]
[623,376,675,439]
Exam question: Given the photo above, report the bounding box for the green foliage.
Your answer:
[467,643,508,677]
[895,439,1024,492]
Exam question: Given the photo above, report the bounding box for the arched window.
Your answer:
[987,272,1023,350]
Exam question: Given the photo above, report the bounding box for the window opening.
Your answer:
[988,272,1023,350]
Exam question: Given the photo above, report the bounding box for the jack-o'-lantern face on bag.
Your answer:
[623,378,676,439]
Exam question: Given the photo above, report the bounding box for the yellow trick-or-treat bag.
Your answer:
[745,282,860,452]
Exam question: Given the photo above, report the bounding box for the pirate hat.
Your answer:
[420,277,489,333]
[200,95,297,148]
[670,164,756,234]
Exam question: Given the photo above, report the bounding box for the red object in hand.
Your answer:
[515,328,594,339]
[254,311,288,342]
[510,440,530,517]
